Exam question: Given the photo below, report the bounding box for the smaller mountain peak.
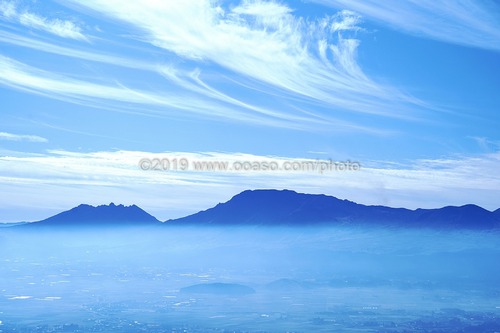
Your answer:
[22,202,160,227]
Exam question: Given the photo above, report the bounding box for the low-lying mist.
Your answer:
[0,225,499,332]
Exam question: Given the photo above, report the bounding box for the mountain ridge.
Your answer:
[8,189,500,229]
[166,189,500,229]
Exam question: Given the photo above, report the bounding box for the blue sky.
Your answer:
[0,0,499,221]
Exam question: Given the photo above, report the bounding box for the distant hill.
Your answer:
[180,283,255,295]
[21,203,160,228]
[166,189,500,229]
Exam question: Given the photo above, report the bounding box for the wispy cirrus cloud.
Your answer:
[65,0,426,119]
[0,30,156,71]
[0,131,47,143]
[0,1,87,41]
[0,0,433,132]
[313,0,500,52]
[1,149,499,221]
[0,55,327,129]
[0,30,331,128]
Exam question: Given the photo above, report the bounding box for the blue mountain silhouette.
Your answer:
[12,189,500,228]
[22,203,160,228]
[166,189,499,229]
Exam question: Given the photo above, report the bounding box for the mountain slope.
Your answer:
[166,189,499,229]
[22,203,160,228]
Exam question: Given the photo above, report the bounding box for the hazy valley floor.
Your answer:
[0,226,499,332]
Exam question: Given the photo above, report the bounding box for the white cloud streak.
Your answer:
[1,49,400,132]
[0,149,499,221]
[313,0,500,52]
[65,0,427,118]
[0,30,156,71]
[0,55,322,129]
[0,0,438,132]
[0,30,348,129]
[0,132,47,143]
[0,1,87,41]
